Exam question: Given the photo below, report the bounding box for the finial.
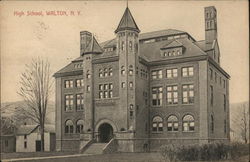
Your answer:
[126,0,128,8]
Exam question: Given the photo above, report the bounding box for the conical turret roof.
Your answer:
[115,7,140,33]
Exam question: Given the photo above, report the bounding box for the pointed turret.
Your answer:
[115,7,140,33]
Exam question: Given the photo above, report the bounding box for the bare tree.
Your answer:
[18,58,53,151]
[240,103,249,144]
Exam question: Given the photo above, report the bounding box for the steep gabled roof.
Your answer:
[16,125,55,135]
[82,36,103,55]
[115,7,140,33]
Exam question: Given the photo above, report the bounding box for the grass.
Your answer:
[1,152,249,162]
[1,151,78,159]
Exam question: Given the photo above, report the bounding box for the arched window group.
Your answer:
[152,114,195,132]
[152,116,163,132]
[99,67,113,78]
[65,119,84,134]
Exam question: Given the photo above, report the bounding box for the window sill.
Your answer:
[166,104,178,106]
[151,132,163,134]
[65,110,74,113]
[151,106,163,108]
[181,103,194,105]
[182,131,195,133]
[167,131,179,133]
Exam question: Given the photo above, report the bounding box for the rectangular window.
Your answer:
[5,140,8,147]
[224,120,227,134]
[130,111,133,119]
[182,84,194,104]
[151,70,162,79]
[224,94,226,112]
[65,80,73,88]
[152,87,163,106]
[215,72,217,83]
[210,85,213,106]
[121,82,125,88]
[223,80,226,88]
[166,68,178,78]
[166,85,178,104]
[210,69,213,80]
[129,82,133,88]
[24,141,27,148]
[99,83,113,99]
[76,94,84,111]
[76,79,84,87]
[65,94,73,111]
[182,67,194,77]
[87,85,90,92]
[24,135,27,139]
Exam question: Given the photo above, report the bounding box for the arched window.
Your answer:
[129,104,133,110]
[121,66,125,75]
[211,115,214,133]
[99,69,103,78]
[129,41,132,51]
[76,120,84,133]
[104,68,108,77]
[182,115,195,132]
[109,68,113,76]
[167,115,179,132]
[65,120,74,134]
[121,41,125,51]
[129,65,133,75]
[152,116,163,132]
[86,70,91,79]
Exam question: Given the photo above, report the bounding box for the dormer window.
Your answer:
[104,47,114,52]
[162,47,183,57]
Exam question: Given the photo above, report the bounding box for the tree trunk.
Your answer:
[41,124,45,151]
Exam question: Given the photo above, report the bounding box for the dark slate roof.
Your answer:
[161,40,183,49]
[194,40,214,51]
[140,38,206,61]
[82,36,103,55]
[115,7,140,33]
[17,125,55,135]
[54,29,206,77]
[139,29,186,40]
[101,29,186,48]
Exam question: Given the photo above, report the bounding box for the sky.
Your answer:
[0,0,249,104]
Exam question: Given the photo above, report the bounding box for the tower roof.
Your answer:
[115,7,140,33]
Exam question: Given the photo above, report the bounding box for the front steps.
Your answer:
[83,143,107,155]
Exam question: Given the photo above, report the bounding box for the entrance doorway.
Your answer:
[36,140,41,152]
[98,123,113,143]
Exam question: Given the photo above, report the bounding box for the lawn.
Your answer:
[1,152,249,162]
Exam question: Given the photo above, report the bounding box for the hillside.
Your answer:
[1,100,55,125]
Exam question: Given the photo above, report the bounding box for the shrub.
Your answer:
[160,142,249,161]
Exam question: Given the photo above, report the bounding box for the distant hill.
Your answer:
[1,100,55,125]
[230,101,249,142]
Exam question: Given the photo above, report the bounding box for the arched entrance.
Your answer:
[98,123,113,143]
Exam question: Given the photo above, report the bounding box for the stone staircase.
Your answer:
[83,143,107,155]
